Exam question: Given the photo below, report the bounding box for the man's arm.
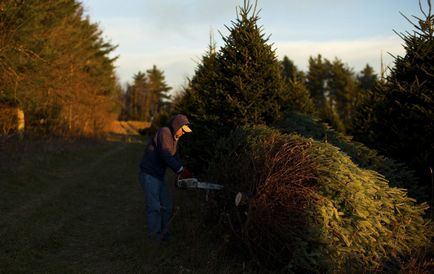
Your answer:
[156,127,183,173]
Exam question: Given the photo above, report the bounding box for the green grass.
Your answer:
[0,138,249,273]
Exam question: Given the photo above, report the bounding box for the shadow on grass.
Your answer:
[0,136,255,273]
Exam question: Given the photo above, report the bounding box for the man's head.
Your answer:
[175,124,192,140]
[168,114,192,140]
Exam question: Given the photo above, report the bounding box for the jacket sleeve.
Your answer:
[156,127,183,173]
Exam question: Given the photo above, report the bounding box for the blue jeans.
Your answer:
[139,173,173,241]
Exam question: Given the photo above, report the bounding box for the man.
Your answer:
[139,114,192,241]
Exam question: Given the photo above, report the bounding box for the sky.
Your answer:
[80,0,423,91]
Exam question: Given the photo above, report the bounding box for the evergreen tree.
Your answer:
[328,58,359,130]
[357,64,378,91]
[174,0,287,173]
[306,55,347,132]
[215,0,287,126]
[306,54,331,108]
[120,66,171,122]
[146,65,171,121]
[280,56,316,115]
[130,71,147,121]
[173,42,222,171]
[351,0,434,201]
[0,0,119,136]
[281,56,306,82]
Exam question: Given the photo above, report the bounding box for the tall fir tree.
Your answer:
[146,65,171,121]
[173,0,287,173]
[351,0,434,201]
[211,0,287,126]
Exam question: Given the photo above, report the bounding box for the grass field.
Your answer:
[0,137,250,273]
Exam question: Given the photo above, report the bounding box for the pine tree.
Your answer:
[173,0,287,173]
[357,64,378,91]
[328,58,359,130]
[173,42,222,172]
[216,0,287,126]
[306,54,331,108]
[0,0,119,136]
[146,65,171,121]
[351,0,434,201]
[280,56,316,115]
[306,55,347,132]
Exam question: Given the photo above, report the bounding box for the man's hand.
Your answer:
[178,168,192,179]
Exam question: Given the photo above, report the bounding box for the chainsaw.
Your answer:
[176,177,224,190]
[176,177,224,201]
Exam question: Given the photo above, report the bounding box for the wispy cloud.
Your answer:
[82,1,414,90]
[114,35,405,91]
[275,36,404,73]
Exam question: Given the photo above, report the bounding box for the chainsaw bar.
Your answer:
[177,178,224,190]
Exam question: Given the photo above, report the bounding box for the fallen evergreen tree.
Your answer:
[274,111,427,201]
[206,126,432,273]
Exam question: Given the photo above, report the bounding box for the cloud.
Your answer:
[275,36,405,73]
[114,48,204,90]
[114,35,405,93]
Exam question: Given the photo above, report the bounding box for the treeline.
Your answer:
[168,1,433,202]
[164,1,433,271]
[0,0,120,137]
[119,65,171,122]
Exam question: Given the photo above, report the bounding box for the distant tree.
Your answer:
[120,66,171,122]
[146,65,171,121]
[280,56,315,115]
[281,56,306,82]
[129,72,147,120]
[306,54,331,108]
[328,58,359,130]
[357,64,378,91]
[306,55,350,132]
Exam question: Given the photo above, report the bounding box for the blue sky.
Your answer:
[80,0,423,91]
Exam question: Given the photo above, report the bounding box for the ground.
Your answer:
[0,136,250,273]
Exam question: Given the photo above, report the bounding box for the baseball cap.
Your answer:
[181,124,192,133]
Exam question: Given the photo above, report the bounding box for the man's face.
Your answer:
[174,127,185,140]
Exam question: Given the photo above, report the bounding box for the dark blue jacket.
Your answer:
[139,114,190,181]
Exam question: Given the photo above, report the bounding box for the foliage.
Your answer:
[121,72,147,121]
[173,0,288,173]
[305,55,362,133]
[280,56,316,115]
[357,64,378,91]
[121,65,171,122]
[0,0,120,137]
[206,125,432,273]
[351,0,434,200]
[276,111,427,200]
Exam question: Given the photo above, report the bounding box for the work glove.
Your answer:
[178,168,192,179]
